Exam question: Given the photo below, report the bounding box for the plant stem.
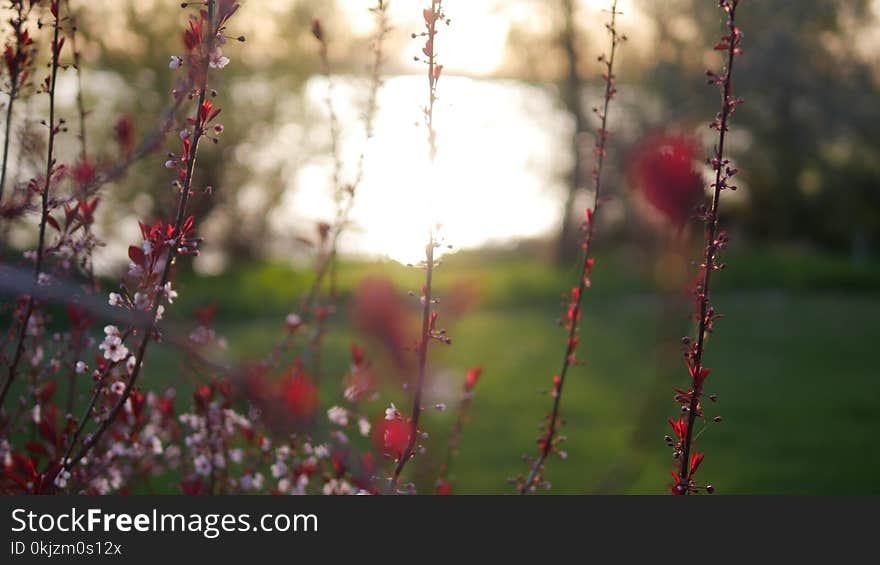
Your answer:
[0,1,30,204]
[387,234,434,494]
[0,86,17,204]
[386,0,442,494]
[677,0,740,493]
[63,0,87,163]
[437,380,475,487]
[0,5,63,410]
[302,1,389,377]
[65,1,217,472]
[520,0,621,494]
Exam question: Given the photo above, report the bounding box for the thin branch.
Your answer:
[64,1,221,472]
[520,0,624,494]
[0,1,33,204]
[386,0,445,495]
[0,1,63,409]
[278,2,391,376]
[672,0,742,496]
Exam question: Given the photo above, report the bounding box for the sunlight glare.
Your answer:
[287,75,569,265]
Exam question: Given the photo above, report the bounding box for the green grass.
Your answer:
[8,247,877,494]
[133,248,880,494]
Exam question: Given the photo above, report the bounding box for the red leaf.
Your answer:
[128,245,145,266]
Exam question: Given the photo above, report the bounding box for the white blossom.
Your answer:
[54,469,71,489]
[270,461,288,479]
[323,479,353,496]
[194,454,212,476]
[99,333,129,363]
[327,406,348,427]
[385,402,400,421]
[208,47,229,69]
[285,313,302,329]
[358,418,371,437]
[134,293,149,310]
[161,282,178,304]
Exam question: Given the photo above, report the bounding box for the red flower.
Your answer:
[688,362,711,388]
[669,417,688,442]
[352,277,409,371]
[35,381,55,403]
[183,19,203,51]
[195,303,217,327]
[114,115,134,156]
[199,100,221,125]
[351,343,365,367]
[280,369,318,420]
[72,161,95,185]
[373,416,411,459]
[66,303,94,334]
[181,477,207,496]
[689,452,705,478]
[465,366,482,392]
[629,131,704,228]
[193,384,213,411]
[435,480,453,495]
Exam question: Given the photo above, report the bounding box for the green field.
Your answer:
[126,247,880,494]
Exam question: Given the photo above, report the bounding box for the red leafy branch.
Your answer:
[670,0,743,496]
[64,1,234,473]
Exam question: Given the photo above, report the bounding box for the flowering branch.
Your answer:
[519,0,624,494]
[386,0,448,494]
[668,0,743,496]
[0,0,64,410]
[63,0,240,474]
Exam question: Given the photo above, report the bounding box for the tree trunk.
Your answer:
[557,0,586,264]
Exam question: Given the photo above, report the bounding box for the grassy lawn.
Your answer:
[127,248,880,494]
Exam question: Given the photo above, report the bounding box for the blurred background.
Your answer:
[3,0,880,493]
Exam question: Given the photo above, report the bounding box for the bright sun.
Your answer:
[282,75,568,265]
[281,0,645,266]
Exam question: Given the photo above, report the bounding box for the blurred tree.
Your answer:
[501,0,596,264]
[557,0,588,264]
[73,0,378,267]
[638,0,880,255]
